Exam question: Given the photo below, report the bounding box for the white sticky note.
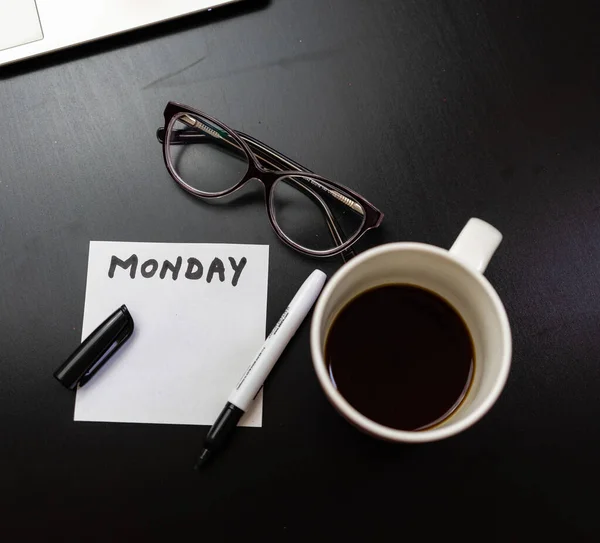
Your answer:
[74,242,269,427]
[0,0,43,52]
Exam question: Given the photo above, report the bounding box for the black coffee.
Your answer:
[325,284,474,431]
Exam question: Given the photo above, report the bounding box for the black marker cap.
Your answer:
[54,305,134,390]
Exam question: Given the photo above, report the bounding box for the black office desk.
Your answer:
[1,1,598,540]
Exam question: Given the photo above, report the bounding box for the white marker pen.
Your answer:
[195,269,327,468]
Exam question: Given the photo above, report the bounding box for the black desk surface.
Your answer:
[1,0,599,540]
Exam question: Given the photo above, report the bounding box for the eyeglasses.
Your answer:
[156,102,383,258]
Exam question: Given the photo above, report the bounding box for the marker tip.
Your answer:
[194,448,211,470]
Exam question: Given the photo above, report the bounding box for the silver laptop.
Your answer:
[0,0,243,67]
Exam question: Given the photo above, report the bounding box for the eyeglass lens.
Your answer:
[271,175,365,251]
[167,112,249,194]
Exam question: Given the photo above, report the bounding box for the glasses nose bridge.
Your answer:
[247,165,279,190]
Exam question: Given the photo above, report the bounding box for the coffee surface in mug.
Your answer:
[325,284,474,431]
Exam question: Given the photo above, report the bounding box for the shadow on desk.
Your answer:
[0,0,271,79]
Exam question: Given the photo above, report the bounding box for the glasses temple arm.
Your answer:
[235,131,364,216]
[158,125,363,216]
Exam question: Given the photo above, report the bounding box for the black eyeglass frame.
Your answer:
[157,101,383,258]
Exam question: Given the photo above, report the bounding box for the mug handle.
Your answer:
[449,218,503,274]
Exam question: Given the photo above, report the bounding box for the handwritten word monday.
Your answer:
[108,255,248,286]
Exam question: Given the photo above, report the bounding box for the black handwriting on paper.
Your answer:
[185,258,203,279]
[160,257,182,280]
[206,258,225,283]
[108,255,248,286]
[229,257,247,287]
[141,259,158,278]
[108,255,138,278]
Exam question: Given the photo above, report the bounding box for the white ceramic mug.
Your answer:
[310,218,512,443]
